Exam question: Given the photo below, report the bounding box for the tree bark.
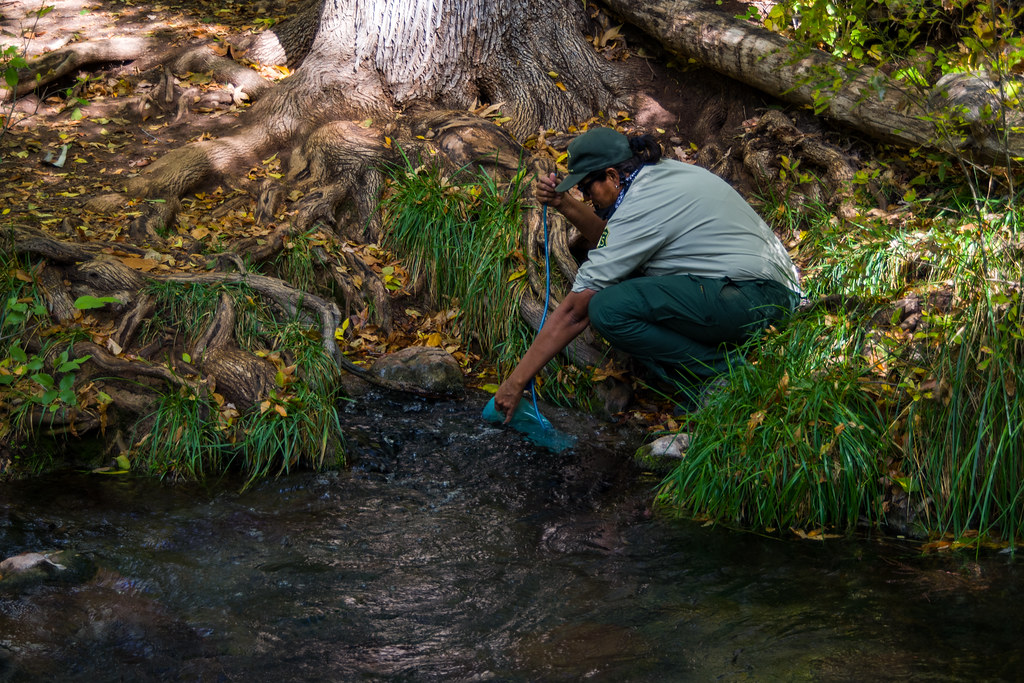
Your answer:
[264,0,631,138]
[601,0,1024,162]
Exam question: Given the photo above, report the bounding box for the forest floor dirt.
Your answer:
[1,0,290,244]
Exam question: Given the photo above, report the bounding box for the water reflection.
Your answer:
[1,392,1021,681]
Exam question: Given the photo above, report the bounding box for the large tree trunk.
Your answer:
[290,0,630,135]
[602,0,1024,163]
[128,0,632,200]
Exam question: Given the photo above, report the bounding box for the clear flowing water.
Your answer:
[1,392,1022,681]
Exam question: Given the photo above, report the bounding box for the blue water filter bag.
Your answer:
[481,397,576,452]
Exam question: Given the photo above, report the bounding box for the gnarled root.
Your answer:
[3,37,160,100]
[288,120,392,241]
[170,46,273,104]
[7,223,459,433]
[127,136,262,199]
[739,109,859,217]
[190,293,276,408]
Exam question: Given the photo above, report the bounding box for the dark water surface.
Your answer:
[1,393,1022,681]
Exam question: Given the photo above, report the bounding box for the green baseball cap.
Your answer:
[555,127,633,192]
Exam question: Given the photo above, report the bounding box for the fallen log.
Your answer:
[602,0,1024,162]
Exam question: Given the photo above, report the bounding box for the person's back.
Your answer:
[574,159,800,294]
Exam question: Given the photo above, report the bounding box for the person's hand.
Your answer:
[493,376,528,424]
[536,171,564,209]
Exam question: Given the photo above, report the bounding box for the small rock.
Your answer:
[370,346,464,397]
[0,552,61,575]
[338,371,374,398]
[634,433,689,471]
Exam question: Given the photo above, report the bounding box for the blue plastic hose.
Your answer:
[527,204,553,422]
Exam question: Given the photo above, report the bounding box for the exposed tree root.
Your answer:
[15,406,101,438]
[3,37,160,99]
[5,37,273,139]
[8,225,150,263]
[112,295,157,351]
[37,265,79,324]
[739,109,859,217]
[73,340,202,394]
[169,47,273,103]
[242,0,323,67]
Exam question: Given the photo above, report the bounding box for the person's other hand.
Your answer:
[536,171,564,209]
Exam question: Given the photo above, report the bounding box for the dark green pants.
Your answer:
[588,274,797,384]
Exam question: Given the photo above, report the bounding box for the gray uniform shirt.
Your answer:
[572,159,801,295]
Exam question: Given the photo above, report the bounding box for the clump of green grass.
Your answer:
[138,386,225,480]
[269,228,320,294]
[268,319,339,395]
[236,384,345,487]
[230,285,276,351]
[379,153,600,407]
[137,379,345,489]
[141,280,221,348]
[135,309,346,487]
[807,215,1018,300]
[141,281,270,351]
[658,310,889,531]
[381,154,604,409]
[379,152,532,365]
[893,275,1024,543]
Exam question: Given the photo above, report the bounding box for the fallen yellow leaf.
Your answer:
[120,257,160,272]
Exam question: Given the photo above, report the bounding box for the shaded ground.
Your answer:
[1,0,292,249]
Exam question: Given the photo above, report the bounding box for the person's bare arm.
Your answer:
[536,172,606,248]
[493,289,596,421]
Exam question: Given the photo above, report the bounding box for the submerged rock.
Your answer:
[594,377,633,419]
[0,550,97,592]
[539,516,627,554]
[370,346,465,397]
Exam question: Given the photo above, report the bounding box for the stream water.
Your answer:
[1,391,1022,681]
